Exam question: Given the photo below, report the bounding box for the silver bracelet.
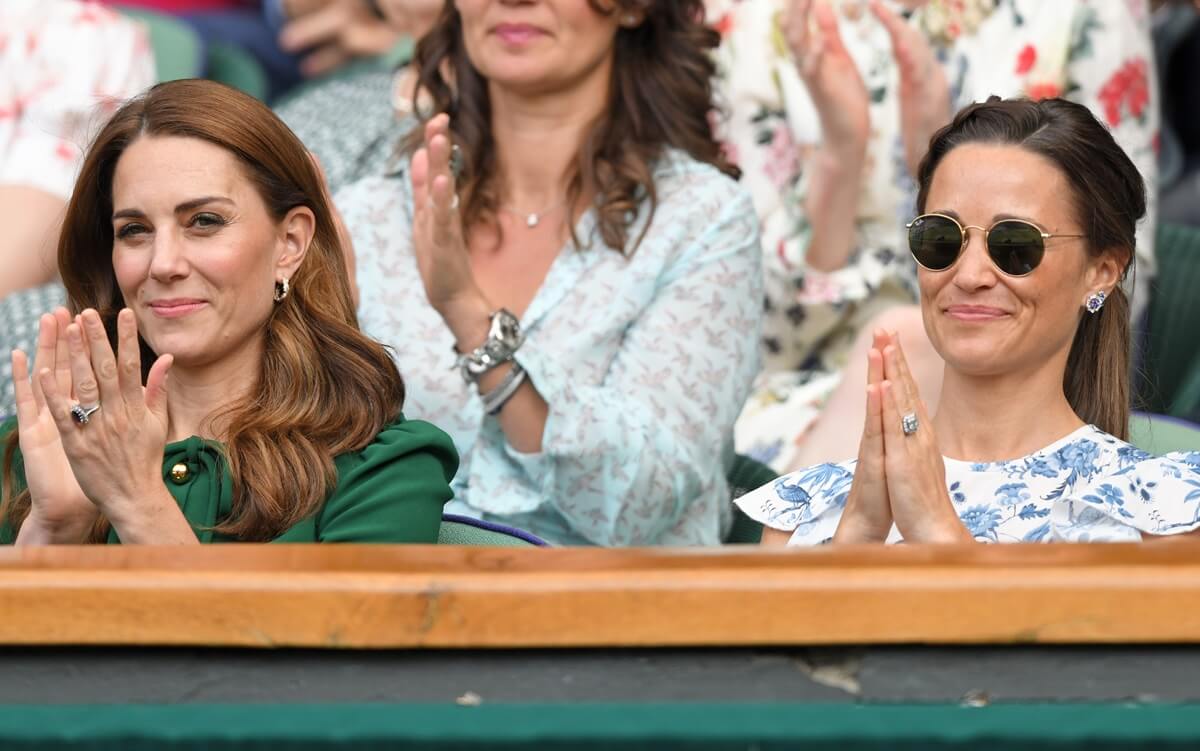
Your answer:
[480,363,527,416]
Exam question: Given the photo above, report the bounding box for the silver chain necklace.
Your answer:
[500,200,567,228]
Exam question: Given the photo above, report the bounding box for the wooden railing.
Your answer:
[2,543,1199,648]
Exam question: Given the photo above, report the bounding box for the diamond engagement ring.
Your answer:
[70,403,101,425]
[901,413,919,436]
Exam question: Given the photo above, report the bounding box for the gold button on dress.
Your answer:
[170,463,190,484]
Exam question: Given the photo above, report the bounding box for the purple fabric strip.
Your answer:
[440,513,550,547]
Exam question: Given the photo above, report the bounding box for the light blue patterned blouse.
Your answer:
[736,425,1200,544]
[336,150,764,546]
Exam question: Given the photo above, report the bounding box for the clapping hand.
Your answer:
[10,308,96,543]
[869,0,952,178]
[784,0,871,160]
[837,330,972,543]
[31,308,185,542]
[411,114,487,325]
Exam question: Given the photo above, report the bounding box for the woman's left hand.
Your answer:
[38,308,190,541]
[411,113,489,339]
[879,339,973,543]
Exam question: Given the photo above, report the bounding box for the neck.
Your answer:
[164,335,263,443]
[932,350,1084,462]
[487,61,611,213]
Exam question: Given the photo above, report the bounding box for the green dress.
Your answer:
[0,415,458,544]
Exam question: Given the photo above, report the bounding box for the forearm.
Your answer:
[0,186,64,299]
[803,148,865,273]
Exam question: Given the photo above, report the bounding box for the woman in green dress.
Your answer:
[1,78,458,545]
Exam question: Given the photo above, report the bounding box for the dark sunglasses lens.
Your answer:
[908,215,962,270]
[987,221,1045,275]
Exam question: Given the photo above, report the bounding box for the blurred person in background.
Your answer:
[714,0,1161,475]
[0,1,154,421]
[336,0,764,545]
[1154,0,1200,226]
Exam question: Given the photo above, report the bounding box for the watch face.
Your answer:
[493,310,521,345]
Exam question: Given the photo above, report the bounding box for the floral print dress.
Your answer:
[711,0,1160,472]
[736,425,1200,544]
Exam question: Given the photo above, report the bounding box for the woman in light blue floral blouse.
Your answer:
[336,1,763,545]
[739,97,1200,545]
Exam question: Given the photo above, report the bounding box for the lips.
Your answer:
[944,304,1010,321]
[492,23,545,45]
[148,299,206,319]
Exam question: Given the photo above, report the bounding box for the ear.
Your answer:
[275,205,316,281]
[1085,245,1130,298]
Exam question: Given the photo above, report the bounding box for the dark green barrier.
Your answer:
[4,702,1200,750]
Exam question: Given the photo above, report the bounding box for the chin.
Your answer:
[930,333,1009,377]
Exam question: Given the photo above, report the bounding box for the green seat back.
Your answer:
[1141,224,1200,420]
[1129,413,1200,455]
[725,454,777,544]
[120,8,203,83]
[207,41,269,101]
[437,519,538,547]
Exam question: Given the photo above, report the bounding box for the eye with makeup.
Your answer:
[188,212,227,231]
[114,222,149,241]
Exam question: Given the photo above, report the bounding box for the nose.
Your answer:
[147,229,190,283]
[951,225,998,293]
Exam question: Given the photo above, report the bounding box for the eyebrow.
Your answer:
[928,209,1040,224]
[112,196,235,221]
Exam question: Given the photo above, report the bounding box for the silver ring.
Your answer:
[70,403,101,425]
[901,412,919,436]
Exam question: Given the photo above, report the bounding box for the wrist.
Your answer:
[438,292,493,351]
[19,508,96,545]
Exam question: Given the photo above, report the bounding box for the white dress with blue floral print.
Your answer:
[736,426,1200,544]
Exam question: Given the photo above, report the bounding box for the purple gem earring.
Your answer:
[1085,290,1107,314]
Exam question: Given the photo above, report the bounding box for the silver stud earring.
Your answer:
[1084,290,1106,314]
[274,277,290,303]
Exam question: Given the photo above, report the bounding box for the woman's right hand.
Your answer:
[784,0,870,159]
[10,308,98,544]
[833,329,894,543]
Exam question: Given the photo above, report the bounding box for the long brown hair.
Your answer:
[915,97,1145,438]
[3,79,405,541]
[407,0,738,253]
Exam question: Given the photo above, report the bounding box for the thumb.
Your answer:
[145,354,173,422]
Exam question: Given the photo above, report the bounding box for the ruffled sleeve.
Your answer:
[734,460,858,545]
[1058,449,1200,540]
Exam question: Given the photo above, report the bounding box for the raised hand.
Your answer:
[36,309,183,542]
[878,337,971,543]
[834,330,895,543]
[411,114,488,329]
[784,0,871,158]
[870,0,951,178]
[10,308,96,543]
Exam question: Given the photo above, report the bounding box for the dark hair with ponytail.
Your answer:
[915,97,1145,438]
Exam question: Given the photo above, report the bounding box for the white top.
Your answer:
[337,150,765,545]
[736,425,1200,544]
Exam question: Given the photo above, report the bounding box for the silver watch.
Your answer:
[454,308,523,383]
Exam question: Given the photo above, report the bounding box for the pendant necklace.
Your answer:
[501,200,568,228]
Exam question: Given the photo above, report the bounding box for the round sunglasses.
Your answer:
[906,213,1086,277]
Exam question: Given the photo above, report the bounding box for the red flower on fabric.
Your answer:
[1015,44,1037,75]
[1026,82,1061,100]
[713,12,734,36]
[1098,59,1149,127]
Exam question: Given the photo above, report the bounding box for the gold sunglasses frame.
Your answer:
[905,212,1087,278]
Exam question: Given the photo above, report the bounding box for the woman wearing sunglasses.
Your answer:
[738,97,1200,545]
